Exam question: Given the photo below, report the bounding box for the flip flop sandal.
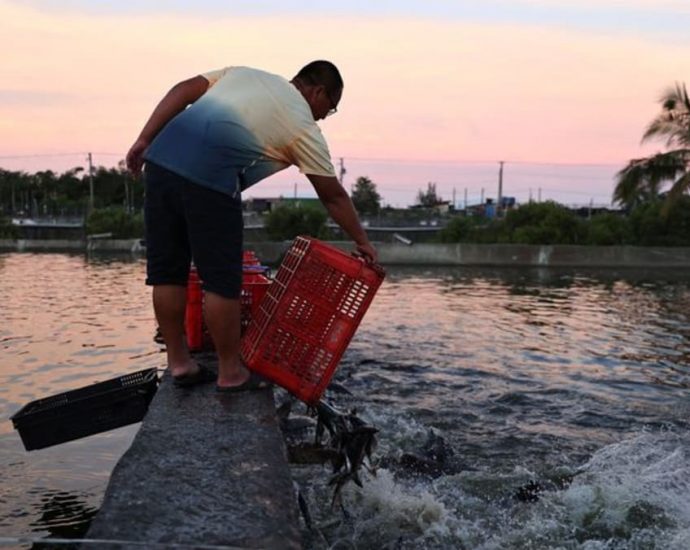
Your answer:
[215,371,271,393]
[173,363,217,388]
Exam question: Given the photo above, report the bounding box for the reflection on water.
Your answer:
[31,489,98,540]
[0,253,155,547]
[2,254,690,548]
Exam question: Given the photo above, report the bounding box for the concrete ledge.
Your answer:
[0,238,85,252]
[372,242,690,267]
[4,239,690,267]
[84,372,301,550]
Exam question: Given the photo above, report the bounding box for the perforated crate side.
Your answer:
[241,236,385,404]
[241,237,311,360]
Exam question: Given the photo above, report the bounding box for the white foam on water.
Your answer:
[363,407,431,456]
[346,468,462,548]
[558,431,690,546]
[479,430,690,549]
[325,430,690,549]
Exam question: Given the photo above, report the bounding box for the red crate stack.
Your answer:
[185,254,272,352]
[240,266,271,330]
[241,236,385,405]
[184,267,204,351]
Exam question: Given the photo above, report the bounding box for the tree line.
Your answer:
[0,163,143,219]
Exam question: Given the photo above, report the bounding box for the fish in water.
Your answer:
[382,429,462,479]
[293,481,313,531]
[512,473,575,503]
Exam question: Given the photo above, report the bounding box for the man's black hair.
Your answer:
[295,60,343,95]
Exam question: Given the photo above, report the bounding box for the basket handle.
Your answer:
[351,250,386,276]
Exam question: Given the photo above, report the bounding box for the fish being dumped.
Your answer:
[313,400,378,509]
[280,395,379,511]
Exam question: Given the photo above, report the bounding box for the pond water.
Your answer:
[1,253,690,549]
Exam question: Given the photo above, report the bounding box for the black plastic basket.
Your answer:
[10,368,159,451]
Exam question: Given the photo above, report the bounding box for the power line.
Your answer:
[340,156,623,167]
[0,152,124,160]
[0,152,90,159]
[0,151,627,168]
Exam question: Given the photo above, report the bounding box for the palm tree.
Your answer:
[614,82,690,210]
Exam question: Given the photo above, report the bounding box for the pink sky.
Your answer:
[2,0,689,206]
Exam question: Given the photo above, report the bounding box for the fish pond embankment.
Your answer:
[3,239,690,267]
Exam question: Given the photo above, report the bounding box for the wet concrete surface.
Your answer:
[84,368,300,549]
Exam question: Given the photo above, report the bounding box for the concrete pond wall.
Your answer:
[2,239,690,267]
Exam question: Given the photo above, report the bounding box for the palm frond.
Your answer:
[614,150,690,208]
[643,82,690,148]
[667,170,690,202]
[614,161,647,208]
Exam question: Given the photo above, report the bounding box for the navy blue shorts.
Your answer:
[144,162,243,299]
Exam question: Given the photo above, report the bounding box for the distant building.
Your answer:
[485,199,496,219]
[243,197,276,214]
[409,200,453,215]
[243,196,322,213]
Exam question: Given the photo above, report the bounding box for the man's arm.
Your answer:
[126,76,209,174]
[307,174,377,263]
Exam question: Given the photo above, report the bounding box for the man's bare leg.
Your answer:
[203,291,249,388]
[153,284,198,378]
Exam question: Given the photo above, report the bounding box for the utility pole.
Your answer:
[464,188,468,212]
[293,182,297,199]
[497,160,504,217]
[123,172,130,214]
[538,187,542,202]
[452,187,456,210]
[339,157,347,188]
[529,188,533,203]
[87,152,94,213]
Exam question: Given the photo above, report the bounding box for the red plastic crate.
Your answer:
[240,267,271,331]
[241,236,385,405]
[185,260,272,352]
[185,267,204,351]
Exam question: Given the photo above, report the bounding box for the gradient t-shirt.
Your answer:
[144,66,336,196]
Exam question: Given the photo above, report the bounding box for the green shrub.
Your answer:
[264,203,329,241]
[586,213,632,245]
[437,216,475,243]
[628,197,690,246]
[86,207,144,239]
[504,201,586,244]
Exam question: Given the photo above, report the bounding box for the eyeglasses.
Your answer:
[301,75,339,117]
[324,88,338,117]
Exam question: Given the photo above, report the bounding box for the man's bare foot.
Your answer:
[216,363,251,389]
[172,361,217,388]
[216,370,270,393]
[169,359,199,380]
